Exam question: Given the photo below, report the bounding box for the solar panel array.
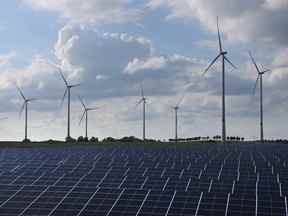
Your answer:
[0,143,287,215]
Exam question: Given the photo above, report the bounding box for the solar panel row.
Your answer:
[0,144,287,215]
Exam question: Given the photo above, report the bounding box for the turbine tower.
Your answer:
[136,84,147,140]
[79,96,100,139]
[203,17,237,143]
[173,106,179,142]
[17,86,36,141]
[58,69,80,141]
[249,51,270,142]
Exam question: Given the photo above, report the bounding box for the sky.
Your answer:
[0,0,288,141]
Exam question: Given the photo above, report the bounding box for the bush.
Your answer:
[66,136,76,142]
[119,136,141,142]
[77,136,84,142]
[22,138,31,143]
[102,137,116,142]
[90,137,99,143]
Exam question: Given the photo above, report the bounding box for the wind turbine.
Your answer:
[79,96,100,139]
[249,51,270,142]
[136,84,147,140]
[17,86,36,141]
[172,93,185,142]
[58,69,80,140]
[203,17,237,143]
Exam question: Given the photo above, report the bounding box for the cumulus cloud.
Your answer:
[0,55,55,90]
[269,48,288,88]
[148,0,288,47]
[53,26,209,99]
[23,0,143,25]
[0,25,257,114]
[124,56,167,74]
[1,26,208,113]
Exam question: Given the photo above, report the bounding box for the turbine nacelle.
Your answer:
[26,98,37,103]
[259,69,270,75]
[173,106,179,111]
[68,84,81,89]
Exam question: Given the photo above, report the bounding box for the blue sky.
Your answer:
[0,0,288,141]
[0,1,59,63]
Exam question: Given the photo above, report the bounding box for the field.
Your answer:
[0,142,287,215]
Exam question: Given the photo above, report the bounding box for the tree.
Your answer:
[90,137,99,143]
[77,136,84,142]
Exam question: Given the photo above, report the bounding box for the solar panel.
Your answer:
[0,144,287,215]
[136,190,174,216]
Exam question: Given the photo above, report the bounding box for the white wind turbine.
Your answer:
[136,84,147,140]
[17,86,36,141]
[78,96,100,139]
[172,93,186,142]
[249,51,270,142]
[203,17,237,143]
[58,69,80,141]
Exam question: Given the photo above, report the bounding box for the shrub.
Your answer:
[66,136,76,142]
[22,138,31,143]
[90,137,99,143]
[77,136,84,142]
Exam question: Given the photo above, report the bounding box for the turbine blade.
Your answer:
[28,98,37,102]
[224,56,237,69]
[79,111,86,125]
[17,86,26,101]
[78,96,86,109]
[176,92,186,107]
[60,88,68,108]
[71,84,80,88]
[88,107,101,111]
[217,16,223,53]
[203,54,221,76]
[140,83,144,98]
[248,51,260,73]
[59,69,69,87]
[136,98,144,107]
[19,102,26,118]
[253,75,260,95]
[262,69,271,74]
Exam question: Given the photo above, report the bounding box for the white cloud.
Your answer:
[148,0,288,46]
[23,0,143,25]
[124,56,167,74]
[269,48,288,86]
[0,55,55,90]
[60,30,203,113]
[264,0,288,9]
